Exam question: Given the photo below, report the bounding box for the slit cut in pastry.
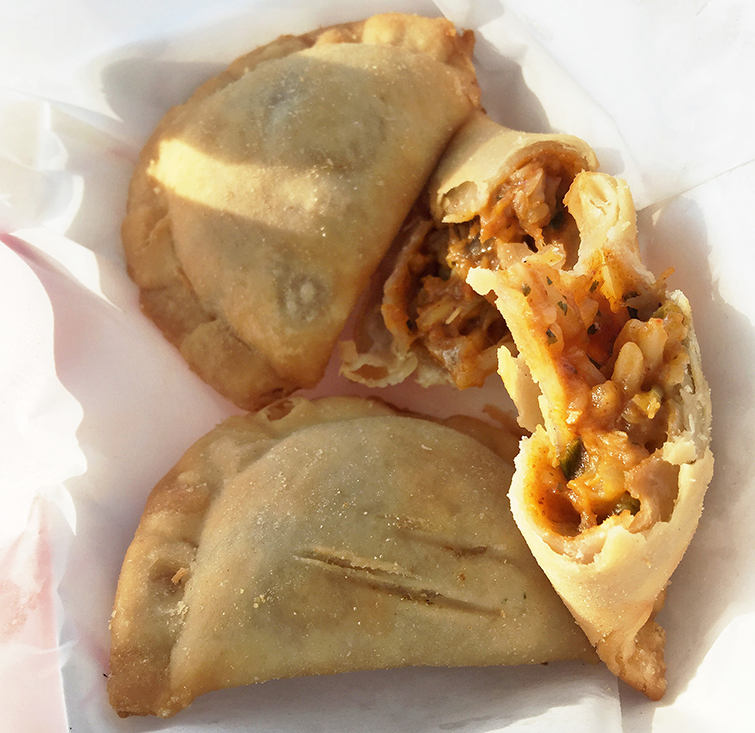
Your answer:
[108,395,594,718]
[122,13,481,410]
[467,171,713,699]
[340,111,598,390]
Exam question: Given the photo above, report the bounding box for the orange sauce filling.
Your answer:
[387,155,583,389]
[513,261,688,535]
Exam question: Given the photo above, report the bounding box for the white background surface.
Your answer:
[1,1,754,731]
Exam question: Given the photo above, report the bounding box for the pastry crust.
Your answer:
[108,395,594,718]
[123,14,480,410]
[340,112,598,390]
[467,171,713,699]
[427,111,599,226]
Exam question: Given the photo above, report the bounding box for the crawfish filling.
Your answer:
[401,227,508,389]
[516,263,689,537]
[450,155,583,277]
[400,156,581,388]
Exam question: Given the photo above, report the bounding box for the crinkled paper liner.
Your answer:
[1,1,754,731]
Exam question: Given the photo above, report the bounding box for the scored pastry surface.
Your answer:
[108,395,594,718]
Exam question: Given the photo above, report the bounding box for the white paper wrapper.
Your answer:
[1,1,753,731]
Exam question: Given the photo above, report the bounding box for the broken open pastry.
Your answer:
[122,13,480,410]
[340,111,598,389]
[467,171,713,699]
[108,395,594,718]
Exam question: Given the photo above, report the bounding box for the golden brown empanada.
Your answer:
[340,112,598,390]
[467,171,713,699]
[108,395,594,718]
[122,14,480,410]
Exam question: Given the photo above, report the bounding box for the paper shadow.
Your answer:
[101,53,223,137]
[473,34,552,134]
[621,195,755,726]
[107,662,610,733]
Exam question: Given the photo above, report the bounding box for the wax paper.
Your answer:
[1,0,754,731]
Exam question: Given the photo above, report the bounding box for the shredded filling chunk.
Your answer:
[511,259,688,537]
[384,155,582,388]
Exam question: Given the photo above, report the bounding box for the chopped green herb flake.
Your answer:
[590,280,599,292]
[522,283,531,296]
[558,300,568,314]
[546,276,553,285]
[559,437,585,481]
[613,493,641,516]
[546,329,557,345]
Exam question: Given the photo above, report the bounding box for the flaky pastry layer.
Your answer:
[468,172,713,699]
